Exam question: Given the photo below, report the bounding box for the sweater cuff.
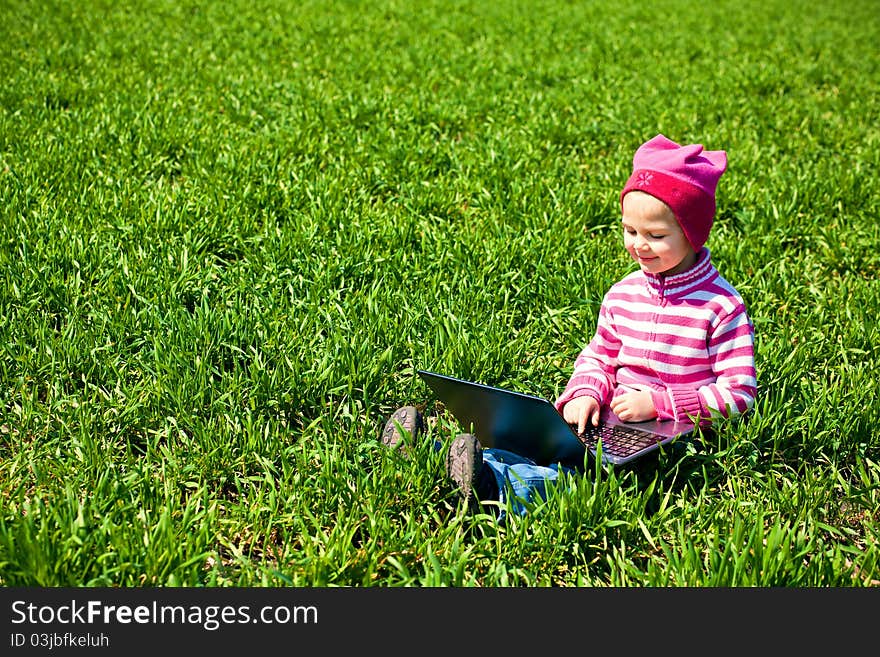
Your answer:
[669,389,705,423]
[554,387,604,413]
[651,389,675,421]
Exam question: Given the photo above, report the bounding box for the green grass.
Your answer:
[0,0,878,586]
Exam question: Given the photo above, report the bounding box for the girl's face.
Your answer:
[621,191,696,276]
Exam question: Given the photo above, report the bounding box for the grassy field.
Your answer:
[0,0,878,586]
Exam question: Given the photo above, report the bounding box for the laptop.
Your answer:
[417,369,697,466]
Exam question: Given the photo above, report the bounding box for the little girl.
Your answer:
[383,134,757,516]
[557,134,756,433]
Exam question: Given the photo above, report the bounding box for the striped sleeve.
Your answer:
[554,301,620,412]
[658,304,757,422]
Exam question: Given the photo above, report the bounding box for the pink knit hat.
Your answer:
[620,134,728,252]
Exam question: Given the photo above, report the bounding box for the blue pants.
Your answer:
[481,448,577,518]
[430,439,578,518]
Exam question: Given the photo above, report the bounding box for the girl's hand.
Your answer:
[562,396,601,434]
[609,390,657,423]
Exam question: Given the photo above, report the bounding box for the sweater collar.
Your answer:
[643,247,717,298]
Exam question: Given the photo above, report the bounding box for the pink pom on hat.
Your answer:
[620,134,728,252]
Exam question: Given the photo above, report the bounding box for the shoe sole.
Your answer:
[445,433,482,500]
[381,405,423,450]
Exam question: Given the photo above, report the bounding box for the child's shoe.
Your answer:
[381,405,424,452]
[445,433,483,500]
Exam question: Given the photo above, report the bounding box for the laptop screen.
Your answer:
[417,370,587,466]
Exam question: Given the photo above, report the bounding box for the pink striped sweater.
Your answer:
[554,248,757,423]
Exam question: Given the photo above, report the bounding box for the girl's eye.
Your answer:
[649,234,665,239]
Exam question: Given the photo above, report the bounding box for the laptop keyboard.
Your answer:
[576,423,663,459]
